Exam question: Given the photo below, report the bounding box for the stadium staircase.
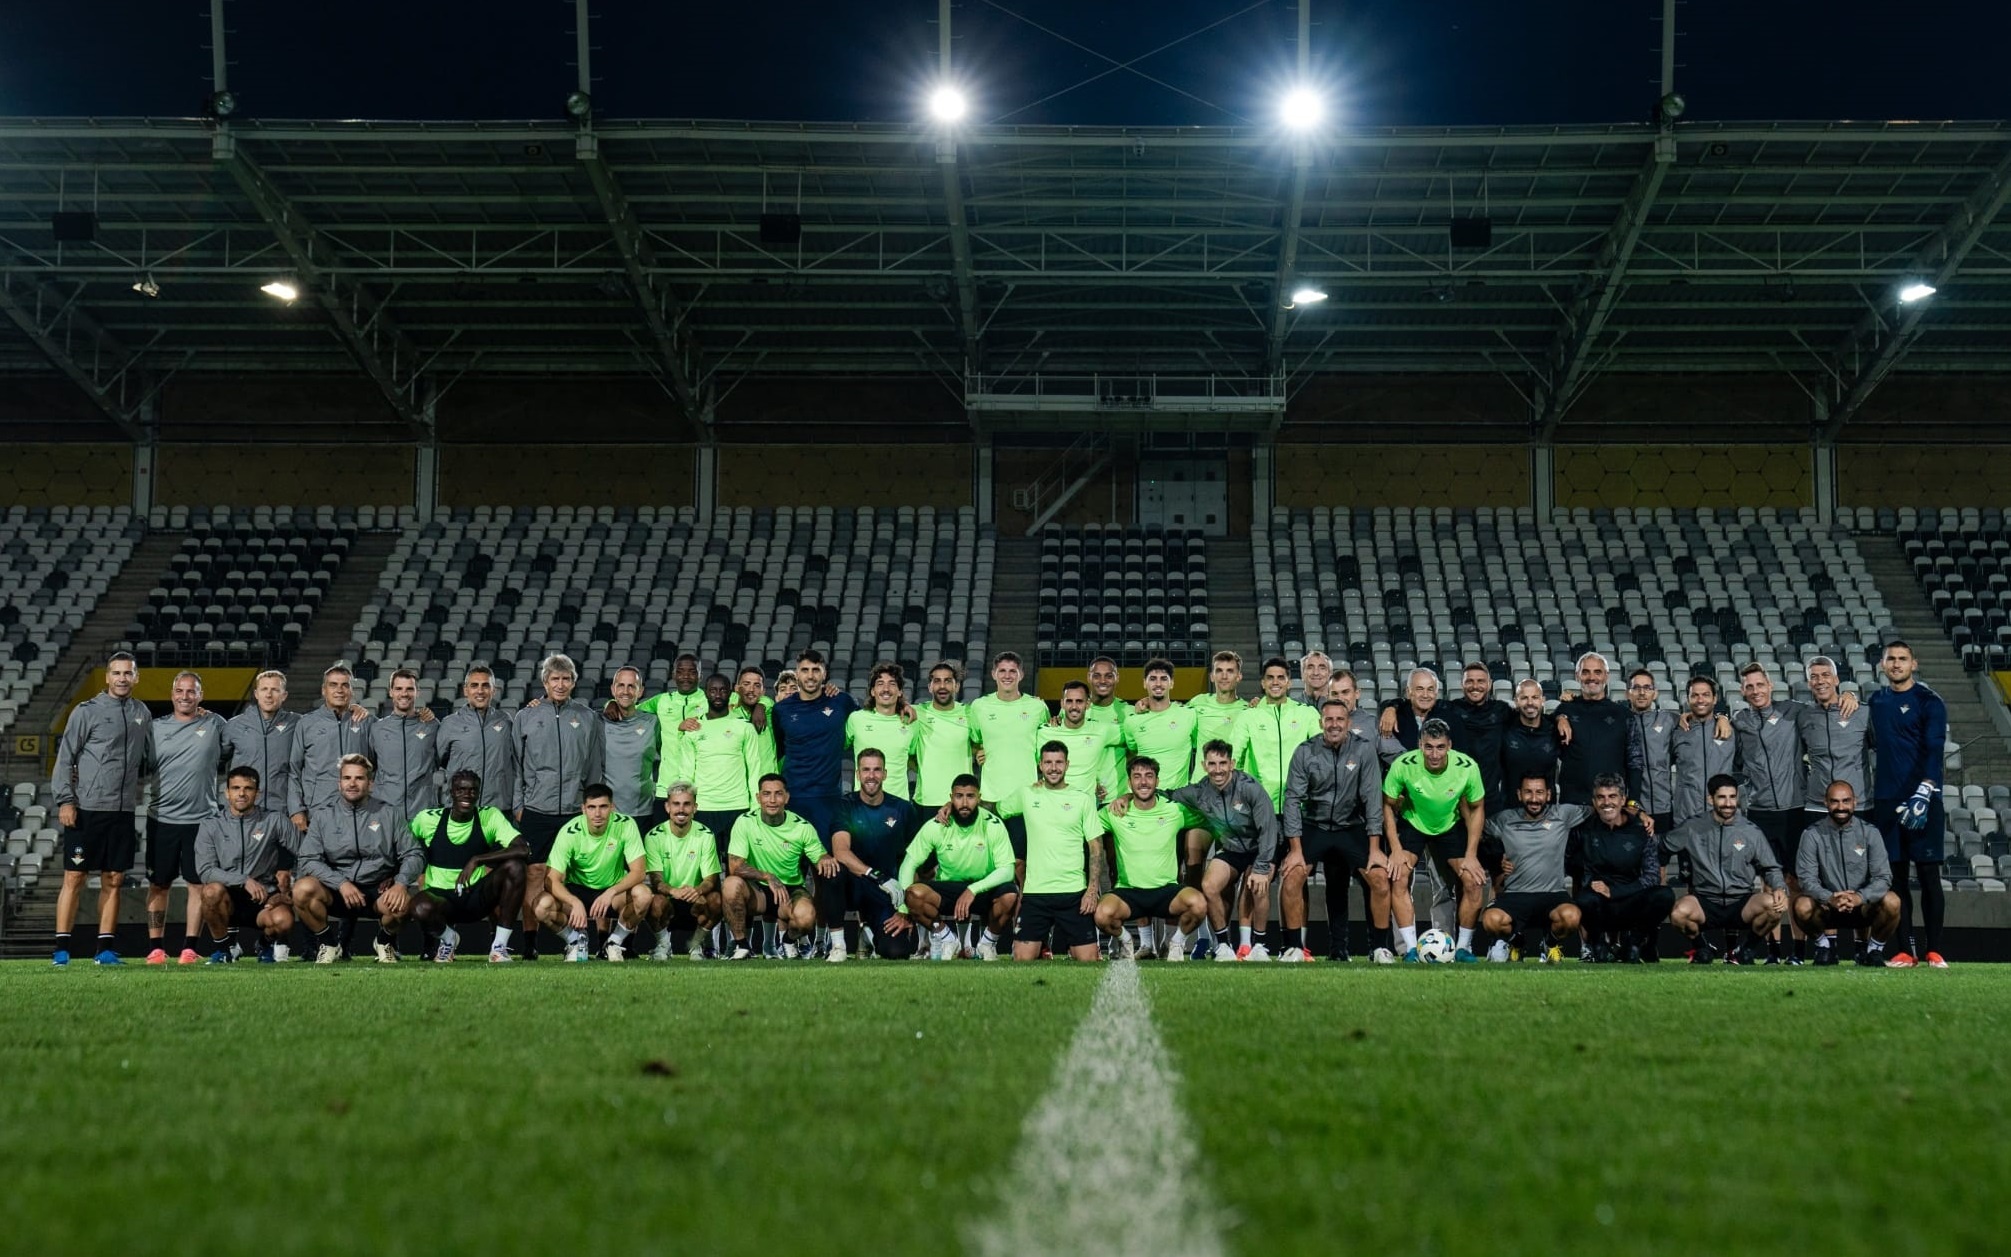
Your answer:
[1206,545,1259,674]
[14,531,186,743]
[1859,535,2011,786]
[989,537,1042,687]
[286,534,398,678]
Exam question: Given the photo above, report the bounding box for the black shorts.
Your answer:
[1299,824,1371,869]
[1396,817,1466,866]
[424,874,511,924]
[1876,797,1946,865]
[922,879,1013,920]
[1576,884,1674,932]
[1813,898,1881,928]
[1491,891,1571,933]
[653,895,708,931]
[1749,810,1804,871]
[1209,845,1258,875]
[1697,894,1753,932]
[1014,890,1097,949]
[223,883,290,927]
[563,880,626,913]
[146,818,202,888]
[747,880,809,918]
[322,878,398,920]
[1109,883,1184,918]
[63,809,137,875]
[517,810,568,863]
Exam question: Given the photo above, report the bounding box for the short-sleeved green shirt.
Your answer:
[546,813,645,890]
[1186,691,1247,751]
[996,782,1104,895]
[1102,796,1201,890]
[1124,703,1201,790]
[642,821,721,889]
[845,709,917,799]
[409,806,521,891]
[731,697,779,778]
[1084,700,1130,784]
[727,810,826,886]
[897,812,1015,901]
[1048,718,1127,799]
[670,715,762,810]
[968,692,1050,803]
[1382,749,1486,837]
[911,702,975,806]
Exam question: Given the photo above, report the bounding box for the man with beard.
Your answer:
[1794,780,1900,967]
[1569,773,1674,962]
[1671,677,1736,831]
[1662,775,1787,964]
[1477,773,1587,964]
[669,674,764,856]
[901,774,1019,961]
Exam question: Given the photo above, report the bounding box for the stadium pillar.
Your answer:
[1811,440,1837,525]
[695,444,718,517]
[1252,442,1274,524]
[1532,443,1555,518]
[414,442,439,524]
[975,439,994,525]
[131,398,157,518]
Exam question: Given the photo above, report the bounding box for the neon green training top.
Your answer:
[727,810,826,886]
[642,820,721,889]
[409,806,521,891]
[911,702,975,806]
[1047,717,1126,800]
[897,812,1016,902]
[996,782,1104,895]
[732,696,778,777]
[1102,796,1202,890]
[547,813,645,890]
[1123,703,1200,790]
[1382,749,1486,837]
[1232,699,1322,810]
[845,708,917,799]
[667,714,762,811]
[968,692,1049,803]
[1186,691,1247,751]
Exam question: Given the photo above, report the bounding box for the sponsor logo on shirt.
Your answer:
[568,718,580,729]
[1853,844,1866,855]
[492,722,505,732]
[274,722,289,733]
[1900,705,1911,714]
[195,729,208,738]
[822,707,833,717]
[1732,840,1746,851]
[368,821,382,833]
[415,730,428,740]
[1653,724,1665,734]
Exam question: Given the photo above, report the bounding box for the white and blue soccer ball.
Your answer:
[1416,929,1456,964]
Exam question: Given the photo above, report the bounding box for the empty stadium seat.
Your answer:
[1035,525,1211,668]
[0,506,142,736]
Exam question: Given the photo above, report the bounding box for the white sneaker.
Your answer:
[726,945,752,961]
[270,943,290,963]
[1487,939,1510,963]
[688,936,707,961]
[487,947,513,964]
[1165,937,1190,962]
[604,940,627,963]
[1117,931,1138,960]
[826,938,849,963]
[1244,943,1272,962]
[650,933,674,962]
[372,941,399,964]
[563,942,589,963]
[1212,943,1239,962]
[974,935,999,962]
[1278,947,1308,963]
[1372,947,1397,965]
[313,942,342,965]
[432,928,459,964]
[778,939,799,960]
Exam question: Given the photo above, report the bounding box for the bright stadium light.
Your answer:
[1279,86,1325,130]
[260,279,299,302]
[1898,281,1937,304]
[929,85,968,124]
[1287,285,1328,308]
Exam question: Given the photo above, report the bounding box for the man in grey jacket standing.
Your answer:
[51,650,151,966]
[287,661,373,835]
[1793,780,1901,967]
[222,669,300,845]
[144,670,228,966]
[1663,774,1788,965]
[368,668,441,829]
[600,665,661,830]
[292,754,420,964]
[1280,700,1386,963]
[437,663,517,812]
[512,652,605,959]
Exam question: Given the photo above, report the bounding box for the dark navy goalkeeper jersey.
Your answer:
[832,792,921,872]
[772,690,860,800]
[1867,683,1946,799]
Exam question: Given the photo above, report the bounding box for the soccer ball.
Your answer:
[1416,929,1455,964]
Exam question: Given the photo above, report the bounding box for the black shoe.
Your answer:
[1326,951,1350,964]
[1856,950,1886,968]
[1640,934,1661,964]
[1762,953,1782,966]
[1622,943,1644,964]
[1688,940,1714,965]
[1784,953,1805,967]
[1582,943,1606,964]
[1728,944,1755,966]
[1813,946,1840,967]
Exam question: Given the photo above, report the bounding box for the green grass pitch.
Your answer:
[3,960,2006,1256]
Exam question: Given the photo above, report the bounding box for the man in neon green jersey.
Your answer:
[721,774,830,960]
[1232,655,1321,813]
[1084,656,1131,787]
[732,666,777,777]
[407,769,529,964]
[533,783,648,963]
[901,773,1020,961]
[969,651,1047,806]
[1095,756,1208,961]
[668,674,763,855]
[1382,718,1487,963]
[1048,680,1127,801]
[1186,649,1246,749]
[845,662,918,799]
[995,741,1106,963]
[642,782,723,961]
[1124,657,1199,791]
[911,661,975,808]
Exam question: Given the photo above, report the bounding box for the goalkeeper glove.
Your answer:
[1896,781,1938,832]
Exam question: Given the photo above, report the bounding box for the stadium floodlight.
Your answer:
[929,85,968,124]
[1288,285,1328,307]
[564,90,593,121]
[1279,86,1325,131]
[1898,281,1937,304]
[1657,92,1686,122]
[131,276,160,298]
[205,90,237,120]
[259,279,299,302]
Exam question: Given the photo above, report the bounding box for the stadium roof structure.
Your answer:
[0,115,2008,438]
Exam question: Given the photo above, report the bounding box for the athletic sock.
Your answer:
[438,925,460,951]
[1791,937,1805,960]
[980,929,999,945]
[488,925,511,951]
[1134,923,1154,948]
[1814,934,1833,951]
[208,929,231,950]
[1396,925,1418,952]
[53,931,71,955]
[1169,927,1190,952]
[1238,925,1253,947]
[1866,937,1886,954]
[313,924,339,947]
[609,923,633,944]
[1282,927,1303,950]
[1456,926,1474,952]
[98,932,117,953]
[1766,936,1781,960]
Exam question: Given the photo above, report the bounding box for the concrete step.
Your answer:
[287,534,399,678]
[987,536,1043,687]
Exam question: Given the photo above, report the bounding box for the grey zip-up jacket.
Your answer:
[1283,732,1384,838]
[368,710,442,826]
[1662,813,1785,900]
[287,705,375,817]
[222,708,300,814]
[53,691,151,811]
[600,708,660,815]
[1670,718,1738,826]
[512,699,606,816]
[437,703,518,812]
[194,807,294,886]
[1795,816,1892,906]
[1485,803,1591,894]
[150,711,229,823]
[1796,700,1873,812]
[297,794,420,890]
[1627,708,1677,816]
[1731,701,1808,812]
[1165,770,1278,874]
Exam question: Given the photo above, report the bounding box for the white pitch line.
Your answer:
[966,959,1227,1257]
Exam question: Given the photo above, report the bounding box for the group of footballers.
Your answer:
[44,632,1953,969]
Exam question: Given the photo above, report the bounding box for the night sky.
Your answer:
[2,0,2006,128]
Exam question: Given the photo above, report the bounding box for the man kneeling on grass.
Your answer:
[193,766,295,963]
[293,754,422,964]
[721,774,828,960]
[995,742,1106,963]
[407,770,529,964]
[642,782,724,961]
[1096,756,1208,961]
[1794,781,1902,968]
[535,783,648,962]
[903,774,1019,961]
[1661,775,1787,965]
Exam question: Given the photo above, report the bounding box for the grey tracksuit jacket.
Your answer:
[222,708,300,816]
[1283,732,1384,839]
[1670,718,1739,826]
[1485,803,1592,894]
[368,710,442,826]
[437,703,519,812]
[1795,816,1892,906]
[194,808,294,886]
[287,705,375,817]
[53,691,151,811]
[1732,702,1808,812]
[1795,700,1873,811]
[600,708,660,816]
[150,711,229,823]
[297,794,421,890]
[1627,709,1677,816]
[1164,771,1279,874]
[1662,814,1785,900]
[512,699,606,816]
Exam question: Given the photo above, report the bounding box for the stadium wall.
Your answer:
[438,444,696,507]
[156,443,417,506]
[1553,444,1811,508]
[0,442,131,505]
[1837,444,2011,506]
[717,443,972,507]
[1275,443,1530,507]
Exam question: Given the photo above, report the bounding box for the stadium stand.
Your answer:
[0,506,142,737]
[1035,525,1211,668]
[342,505,993,710]
[1872,506,2011,674]
[120,505,369,670]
